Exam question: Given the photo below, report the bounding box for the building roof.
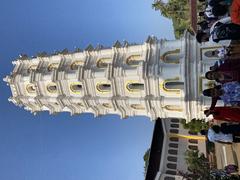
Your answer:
[145,118,164,180]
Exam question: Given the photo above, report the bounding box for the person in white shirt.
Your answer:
[206,128,233,143]
[209,16,232,46]
[196,16,240,47]
[200,124,240,143]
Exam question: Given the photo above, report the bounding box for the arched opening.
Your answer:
[164,177,176,180]
[188,145,198,151]
[165,81,184,90]
[70,83,83,93]
[170,124,179,128]
[48,63,59,71]
[160,79,184,94]
[126,55,142,66]
[170,129,179,134]
[189,139,198,144]
[165,105,183,112]
[161,49,180,64]
[47,83,58,93]
[169,143,178,149]
[126,82,144,92]
[96,58,112,68]
[167,163,177,170]
[130,104,145,110]
[169,137,179,142]
[96,83,111,92]
[165,171,177,176]
[168,149,178,155]
[188,131,198,135]
[26,84,36,93]
[171,119,180,123]
[167,156,177,162]
[71,61,84,70]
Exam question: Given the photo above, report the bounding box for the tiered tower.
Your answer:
[4,31,222,121]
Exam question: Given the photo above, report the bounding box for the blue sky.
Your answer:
[0,0,174,180]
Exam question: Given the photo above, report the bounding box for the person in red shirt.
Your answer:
[231,0,240,25]
[206,59,240,84]
[204,107,240,122]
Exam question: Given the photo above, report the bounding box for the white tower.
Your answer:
[4,31,222,121]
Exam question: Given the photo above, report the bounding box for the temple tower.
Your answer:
[4,31,222,121]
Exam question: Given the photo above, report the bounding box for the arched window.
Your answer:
[168,149,178,155]
[165,81,184,90]
[102,103,112,109]
[170,124,179,128]
[171,119,179,123]
[26,84,36,93]
[188,145,198,151]
[71,61,84,70]
[167,156,177,162]
[130,104,145,110]
[96,58,112,68]
[126,55,142,66]
[167,163,177,170]
[96,83,111,92]
[70,83,83,93]
[160,79,184,94]
[160,49,180,64]
[126,82,144,92]
[47,83,58,93]
[165,105,183,112]
[169,143,178,148]
[170,129,179,134]
[165,171,177,176]
[189,139,198,144]
[164,177,175,180]
[188,131,198,135]
[169,137,179,142]
[48,63,59,71]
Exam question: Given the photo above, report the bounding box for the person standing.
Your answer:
[200,124,240,143]
[204,107,240,122]
[203,81,240,109]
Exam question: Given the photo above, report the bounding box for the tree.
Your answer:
[152,0,191,39]
[184,150,240,180]
[181,119,209,133]
[143,148,150,175]
[185,150,210,180]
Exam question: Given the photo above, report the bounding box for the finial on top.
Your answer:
[113,40,122,48]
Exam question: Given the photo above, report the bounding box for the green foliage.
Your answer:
[143,148,150,175]
[153,0,191,39]
[185,150,210,180]
[181,119,209,133]
[183,150,240,180]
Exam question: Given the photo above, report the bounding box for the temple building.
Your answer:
[4,31,223,121]
[145,118,206,180]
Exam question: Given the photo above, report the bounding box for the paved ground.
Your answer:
[215,143,240,174]
[232,143,240,174]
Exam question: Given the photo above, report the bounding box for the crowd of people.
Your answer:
[195,0,240,145]
[197,0,240,45]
